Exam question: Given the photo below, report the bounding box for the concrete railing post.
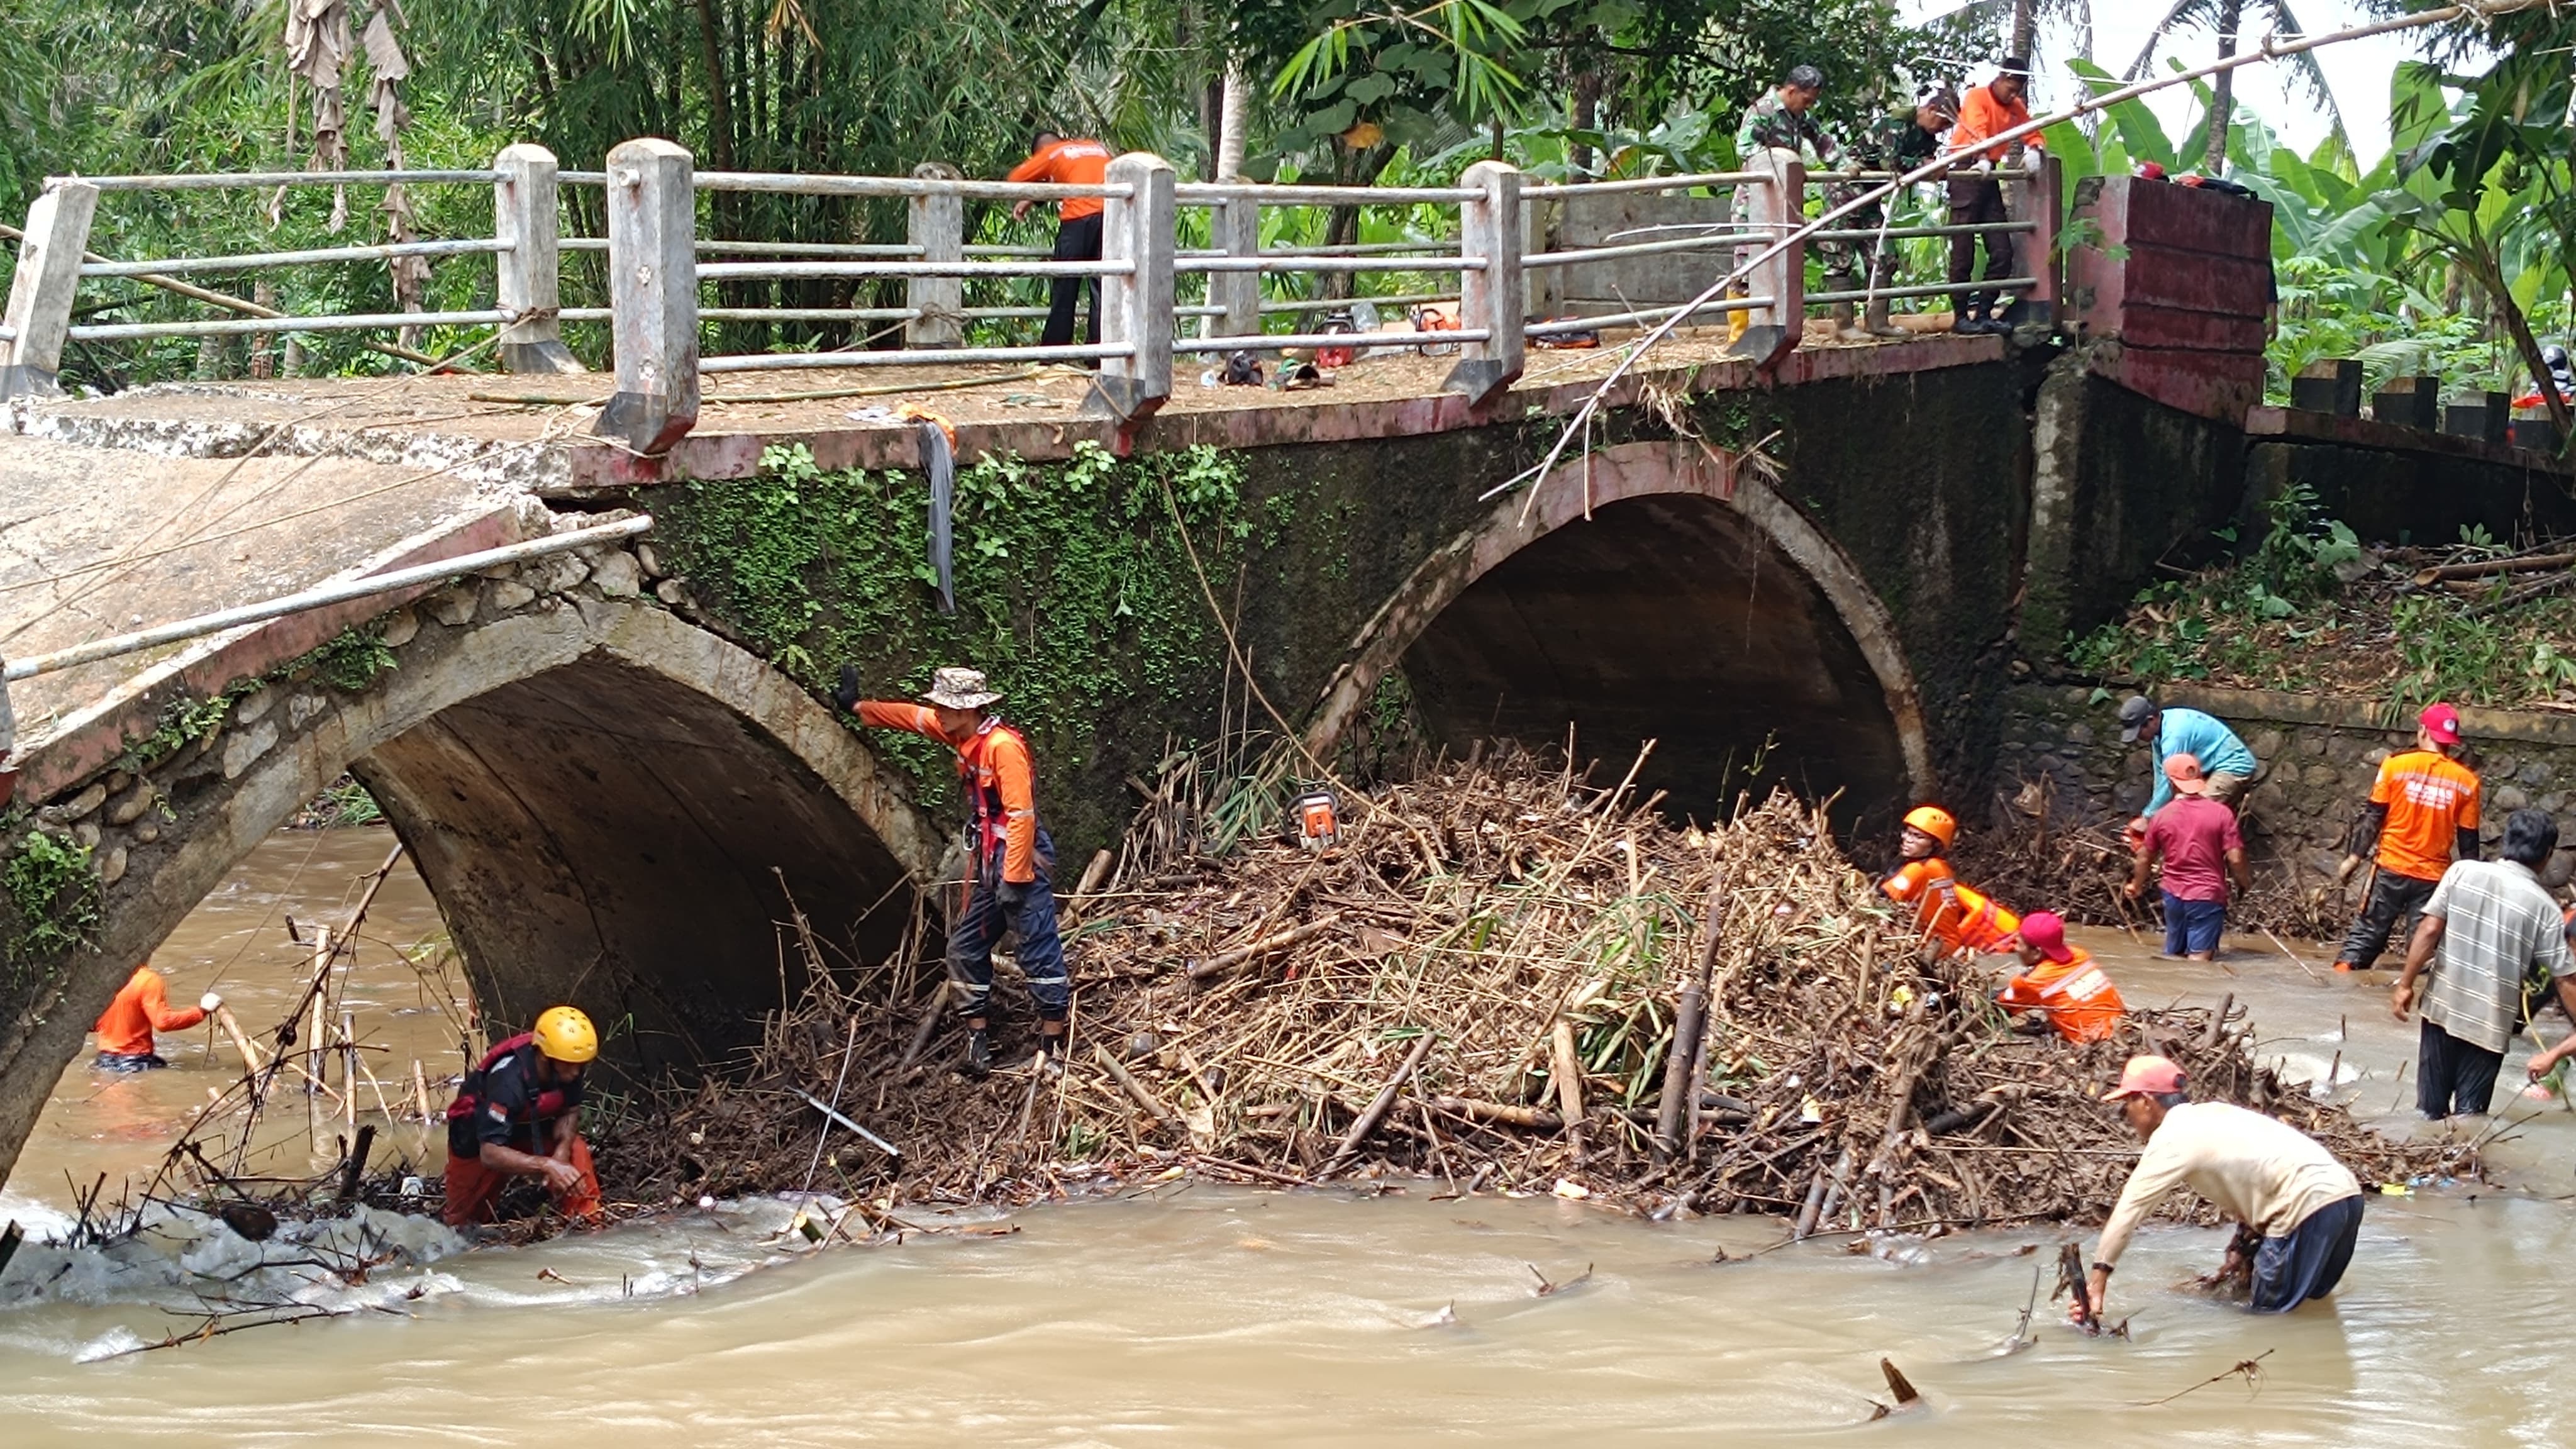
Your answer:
[2004,152,2061,327]
[494,143,582,374]
[594,138,699,455]
[1211,196,1262,343]
[1734,148,1802,367]
[1445,159,1524,405]
[0,180,99,399]
[1090,151,1175,429]
[906,162,965,349]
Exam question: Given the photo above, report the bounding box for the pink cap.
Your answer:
[2162,752,2207,795]
[2103,1055,2187,1101]
[2018,910,2075,964]
[2421,702,2462,746]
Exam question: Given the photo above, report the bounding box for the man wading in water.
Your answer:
[2073,1055,2363,1324]
[838,665,1069,1075]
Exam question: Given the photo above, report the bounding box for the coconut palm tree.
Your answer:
[2126,0,2346,172]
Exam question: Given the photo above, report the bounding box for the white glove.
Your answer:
[200,992,223,1013]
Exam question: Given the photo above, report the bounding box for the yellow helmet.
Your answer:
[1901,804,1957,848]
[531,1006,599,1063]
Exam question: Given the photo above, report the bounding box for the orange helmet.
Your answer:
[1902,805,1957,848]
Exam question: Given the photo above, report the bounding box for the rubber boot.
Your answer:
[964,1023,993,1077]
[1826,271,1870,343]
[1952,297,1987,335]
[1865,290,1907,339]
[1726,294,1750,347]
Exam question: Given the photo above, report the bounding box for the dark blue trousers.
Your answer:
[947,827,1069,1022]
[2250,1194,2362,1313]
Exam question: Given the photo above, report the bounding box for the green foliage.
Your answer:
[3,828,101,963]
[119,692,234,775]
[660,440,1269,819]
[296,628,401,694]
[2069,482,2356,680]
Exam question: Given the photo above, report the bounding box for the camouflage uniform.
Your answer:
[1828,109,1946,291]
[1731,91,1841,274]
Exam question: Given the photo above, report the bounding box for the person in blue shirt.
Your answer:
[2121,696,2258,814]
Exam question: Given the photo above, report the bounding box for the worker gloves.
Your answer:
[199,992,223,1012]
[831,663,862,713]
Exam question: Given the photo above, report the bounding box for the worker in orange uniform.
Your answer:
[442,1006,604,1228]
[2335,702,2482,973]
[1004,130,1114,349]
[1880,804,2023,955]
[1997,911,2126,1041]
[92,962,221,1071]
[836,665,1068,1076]
[1943,57,2043,335]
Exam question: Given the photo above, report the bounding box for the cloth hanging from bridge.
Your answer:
[912,414,957,616]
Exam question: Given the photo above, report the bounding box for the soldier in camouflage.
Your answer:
[1827,86,1960,340]
[1729,65,1839,343]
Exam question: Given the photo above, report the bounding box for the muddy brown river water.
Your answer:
[5,828,2576,1446]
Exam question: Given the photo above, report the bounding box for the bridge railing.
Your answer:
[0,139,2053,444]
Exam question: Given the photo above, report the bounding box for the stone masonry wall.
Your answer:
[1994,682,2576,891]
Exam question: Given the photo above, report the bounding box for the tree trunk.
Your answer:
[2463,240,2572,435]
[1321,142,1394,299]
[1217,60,1248,181]
[1571,66,1601,178]
[2204,0,2242,174]
[2009,0,2035,63]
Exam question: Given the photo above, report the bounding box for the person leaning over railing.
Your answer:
[1004,129,1113,350]
[1828,84,1960,341]
[1943,57,2042,335]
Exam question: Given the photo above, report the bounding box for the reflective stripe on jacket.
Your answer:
[1882,858,2022,954]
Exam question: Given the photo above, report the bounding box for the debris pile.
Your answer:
[600,745,2473,1230]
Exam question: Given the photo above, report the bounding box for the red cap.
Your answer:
[2018,910,2075,964]
[2162,752,2207,795]
[2420,702,2462,746]
[2103,1055,2187,1101]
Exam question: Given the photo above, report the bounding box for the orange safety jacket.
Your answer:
[1997,945,2126,1043]
[1880,858,2021,955]
[94,964,206,1057]
[1004,138,1113,221]
[1947,84,2044,164]
[857,702,1041,883]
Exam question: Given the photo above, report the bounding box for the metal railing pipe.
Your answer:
[1523,171,1764,196]
[1527,233,1768,269]
[1524,297,1769,335]
[80,238,511,278]
[701,342,1132,372]
[694,258,1133,280]
[1804,220,2036,243]
[3,516,655,683]
[1177,255,1479,274]
[64,169,505,191]
[694,171,1131,203]
[69,309,512,341]
[1174,328,1491,353]
[1172,182,1479,205]
[1801,277,2035,306]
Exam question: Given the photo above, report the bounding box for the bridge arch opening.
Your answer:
[1312,441,1932,838]
[0,594,941,1182]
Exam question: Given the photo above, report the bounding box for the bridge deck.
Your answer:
[16,317,1985,494]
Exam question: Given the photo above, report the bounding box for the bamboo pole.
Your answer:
[1326,1032,1436,1173]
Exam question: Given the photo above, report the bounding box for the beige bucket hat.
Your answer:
[921,667,1004,710]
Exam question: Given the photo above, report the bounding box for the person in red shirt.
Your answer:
[1942,57,2043,335]
[2125,754,2251,960]
[836,665,1067,1075]
[92,962,221,1071]
[1004,130,1114,349]
[1996,911,2125,1042]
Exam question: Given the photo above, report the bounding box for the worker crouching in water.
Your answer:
[443,1006,604,1228]
[838,665,1069,1076]
[2075,1055,2363,1324]
[93,961,222,1070]
[1996,911,2125,1041]
[1879,805,2022,956]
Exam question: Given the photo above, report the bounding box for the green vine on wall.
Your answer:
[656,441,1270,830]
[114,618,399,775]
[3,828,100,965]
